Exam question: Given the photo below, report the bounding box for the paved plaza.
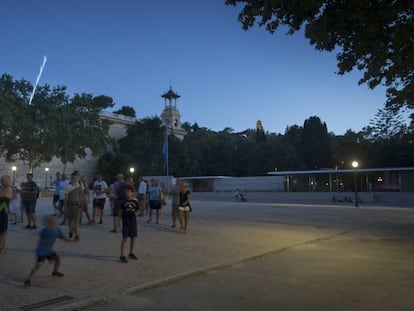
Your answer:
[1,196,414,310]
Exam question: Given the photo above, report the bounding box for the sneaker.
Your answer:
[24,279,31,286]
[110,229,118,233]
[99,220,103,224]
[23,224,31,229]
[52,271,64,277]
[31,225,37,230]
[69,232,73,238]
[170,224,176,228]
[74,235,80,241]
[128,253,138,260]
[120,256,128,263]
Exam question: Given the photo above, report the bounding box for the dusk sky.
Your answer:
[1,0,396,135]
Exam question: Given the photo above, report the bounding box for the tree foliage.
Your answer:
[0,73,112,173]
[117,117,165,176]
[103,113,414,180]
[92,95,115,110]
[225,0,414,112]
[55,93,112,171]
[301,116,332,169]
[363,107,408,140]
[113,105,136,117]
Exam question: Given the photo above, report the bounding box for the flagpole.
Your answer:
[166,123,169,176]
[162,122,169,176]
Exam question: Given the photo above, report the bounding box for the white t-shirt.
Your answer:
[93,180,108,199]
[58,179,70,200]
[138,181,147,194]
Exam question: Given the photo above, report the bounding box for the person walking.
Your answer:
[21,173,40,230]
[24,215,71,286]
[146,178,161,224]
[63,172,83,240]
[178,183,191,234]
[79,176,91,225]
[111,173,126,233]
[160,182,167,219]
[58,174,70,224]
[137,177,147,217]
[0,175,13,254]
[170,178,181,228]
[10,185,21,225]
[119,184,140,263]
[51,172,61,215]
[91,174,108,224]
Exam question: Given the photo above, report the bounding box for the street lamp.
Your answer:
[45,167,49,188]
[352,161,359,207]
[12,166,17,186]
[129,167,135,183]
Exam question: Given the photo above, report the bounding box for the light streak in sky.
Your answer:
[28,55,47,105]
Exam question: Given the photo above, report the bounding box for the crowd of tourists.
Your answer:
[0,171,192,286]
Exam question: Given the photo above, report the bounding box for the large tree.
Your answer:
[0,74,112,173]
[118,117,164,176]
[55,93,112,173]
[1,76,58,172]
[363,107,408,140]
[225,0,414,112]
[0,74,29,155]
[301,116,332,169]
[113,105,136,118]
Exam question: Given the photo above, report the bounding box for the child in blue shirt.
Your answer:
[24,215,70,286]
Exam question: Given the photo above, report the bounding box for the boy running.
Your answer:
[24,215,70,286]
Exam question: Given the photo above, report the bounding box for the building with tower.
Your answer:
[160,86,187,141]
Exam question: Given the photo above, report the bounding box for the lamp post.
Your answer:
[45,167,49,188]
[129,167,135,183]
[12,166,17,186]
[352,161,359,207]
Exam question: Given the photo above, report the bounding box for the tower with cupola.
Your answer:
[160,86,187,141]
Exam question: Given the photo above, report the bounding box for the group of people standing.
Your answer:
[0,170,192,285]
[111,175,191,234]
[1,173,44,253]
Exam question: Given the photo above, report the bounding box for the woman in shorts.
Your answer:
[178,183,191,234]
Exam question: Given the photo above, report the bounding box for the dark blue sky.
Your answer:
[1,0,393,134]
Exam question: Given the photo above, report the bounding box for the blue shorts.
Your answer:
[37,252,58,263]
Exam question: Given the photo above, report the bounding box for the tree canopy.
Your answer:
[102,113,414,180]
[0,73,112,173]
[113,105,136,117]
[225,0,414,113]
